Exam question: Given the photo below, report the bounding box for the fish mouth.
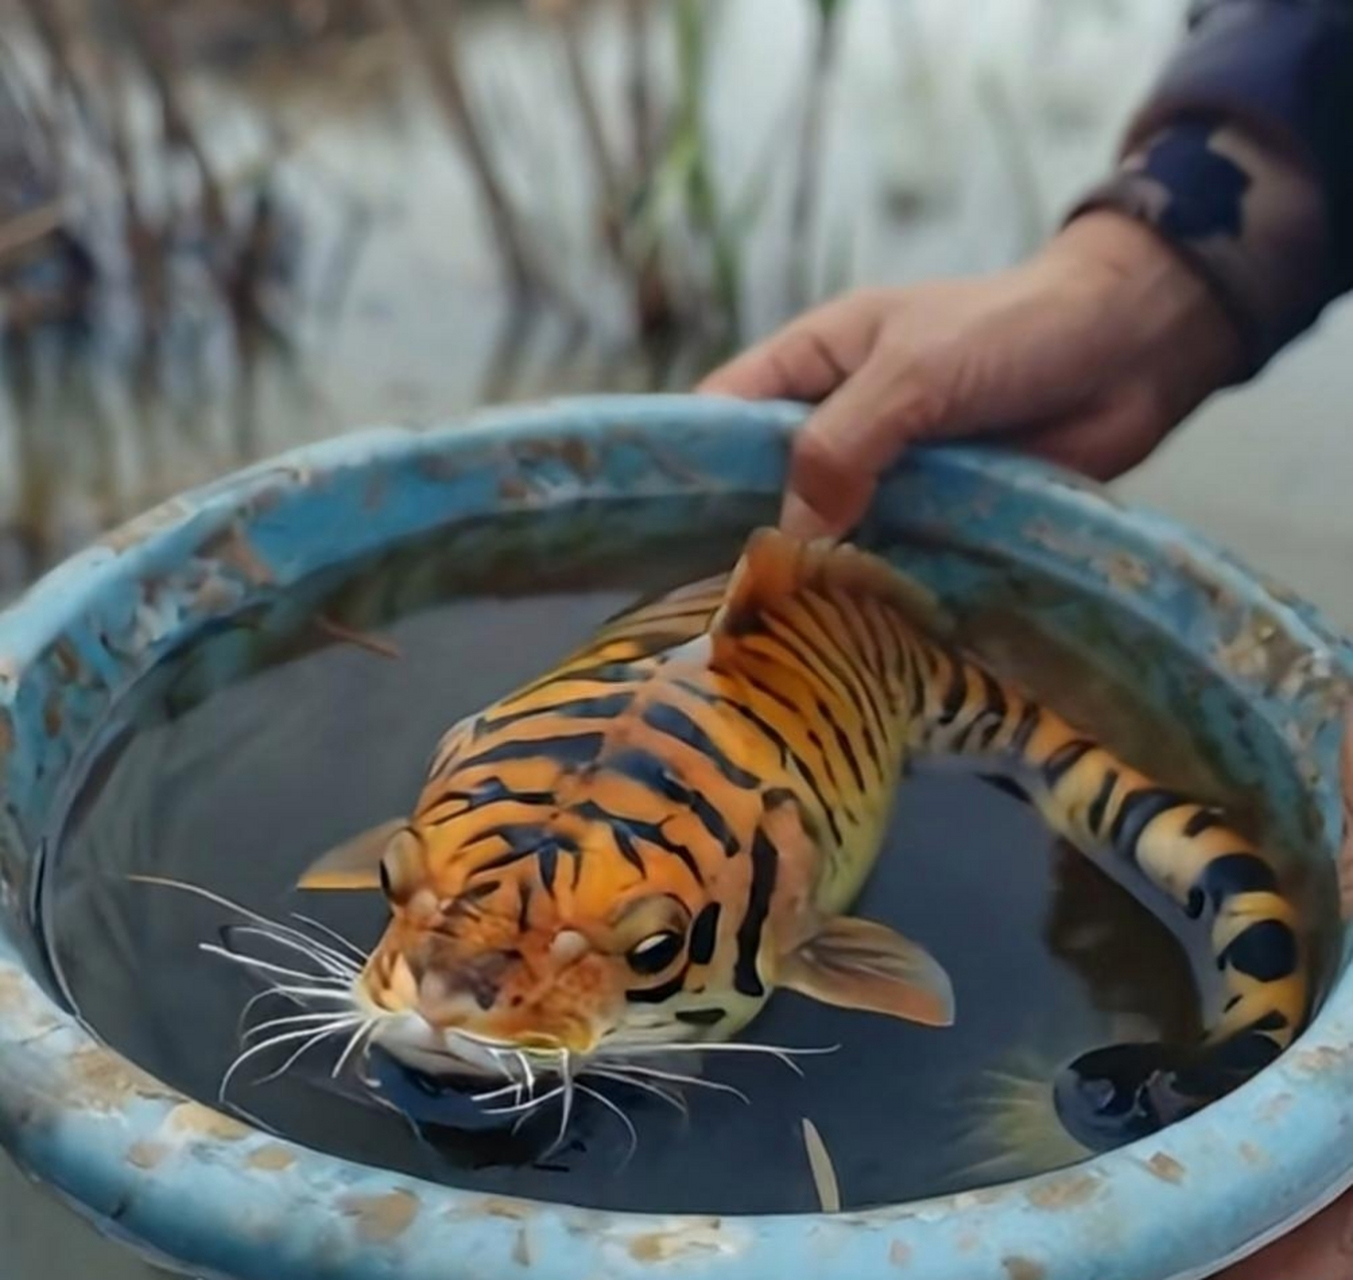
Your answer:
[353,965,601,1076]
[367,1009,596,1084]
[369,1014,506,1081]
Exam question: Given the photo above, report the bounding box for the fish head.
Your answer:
[355,820,737,1071]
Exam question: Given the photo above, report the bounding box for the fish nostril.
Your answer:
[419,953,512,1016]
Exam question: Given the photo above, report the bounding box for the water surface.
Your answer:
[42,534,1288,1215]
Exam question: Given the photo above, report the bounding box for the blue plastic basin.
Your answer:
[0,395,1350,1280]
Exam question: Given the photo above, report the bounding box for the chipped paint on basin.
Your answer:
[0,394,1350,1280]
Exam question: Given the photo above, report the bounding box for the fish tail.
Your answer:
[912,645,1311,1152]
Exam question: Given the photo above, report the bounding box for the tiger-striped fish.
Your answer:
[296,527,1310,1151]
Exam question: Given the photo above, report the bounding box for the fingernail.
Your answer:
[780,493,830,541]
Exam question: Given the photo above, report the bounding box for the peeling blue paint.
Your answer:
[0,394,1348,1280]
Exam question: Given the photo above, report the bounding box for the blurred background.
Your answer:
[1,0,1351,1274]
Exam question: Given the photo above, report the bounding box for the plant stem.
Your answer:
[623,0,654,175]
[384,0,545,304]
[788,0,844,313]
[673,0,739,335]
[116,0,229,242]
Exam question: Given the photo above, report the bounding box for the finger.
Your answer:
[695,293,886,401]
[993,397,1167,483]
[781,348,949,538]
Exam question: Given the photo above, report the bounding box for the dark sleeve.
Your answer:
[1068,0,1353,377]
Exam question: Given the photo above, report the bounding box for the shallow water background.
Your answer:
[38,536,1252,1217]
[2,0,1352,1272]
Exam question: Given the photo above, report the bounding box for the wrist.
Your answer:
[1047,209,1247,390]
[1067,119,1332,379]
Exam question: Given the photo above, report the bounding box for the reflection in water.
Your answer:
[945,840,1204,1187]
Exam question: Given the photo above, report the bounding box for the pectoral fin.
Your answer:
[778,916,955,1027]
[296,818,406,890]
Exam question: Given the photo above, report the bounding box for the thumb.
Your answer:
[781,348,955,539]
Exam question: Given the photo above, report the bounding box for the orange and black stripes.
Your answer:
[353,526,1312,1150]
[903,636,1310,1147]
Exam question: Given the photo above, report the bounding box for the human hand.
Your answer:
[697,210,1246,540]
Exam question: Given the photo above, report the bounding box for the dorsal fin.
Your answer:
[709,527,953,641]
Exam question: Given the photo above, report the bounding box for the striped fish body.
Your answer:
[353,534,952,1052]
[298,528,1311,1153]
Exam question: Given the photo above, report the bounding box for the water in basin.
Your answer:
[30,517,1335,1215]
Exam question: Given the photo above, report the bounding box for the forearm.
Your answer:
[1070,0,1353,377]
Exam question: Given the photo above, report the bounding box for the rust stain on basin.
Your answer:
[100,498,195,552]
[471,1197,533,1221]
[1143,1153,1186,1184]
[1259,1091,1296,1120]
[66,1046,179,1111]
[1026,1173,1101,1210]
[41,692,61,737]
[624,1220,742,1263]
[497,475,535,503]
[338,1188,420,1243]
[1291,1044,1353,1077]
[1238,1142,1268,1168]
[889,1239,912,1267]
[165,1102,250,1142]
[1003,1257,1047,1280]
[0,969,26,1013]
[199,524,275,586]
[246,1144,297,1172]
[48,640,84,685]
[127,1140,169,1170]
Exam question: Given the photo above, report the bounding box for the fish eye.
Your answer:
[626,930,685,976]
[380,827,425,905]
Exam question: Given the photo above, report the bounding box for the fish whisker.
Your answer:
[256,1021,363,1087]
[219,1017,362,1102]
[577,1082,638,1166]
[540,1050,575,1160]
[473,1081,527,1106]
[592,1059,751,1105]
[598,1041,838,1077]
[235,983,351,1036]
[129,874,362,972]
[219,925,361,980]
[201,943,355,988]
[243,1010,359,1043]
[480,1086,565,1116]
[224,917,367,976]
[515,1049,537,1098]
[259,984,357,1004]
[584,1067,689,1118]
[446,1026,536,1053]
[288,911,370,965]
[332,1019,378,1080]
